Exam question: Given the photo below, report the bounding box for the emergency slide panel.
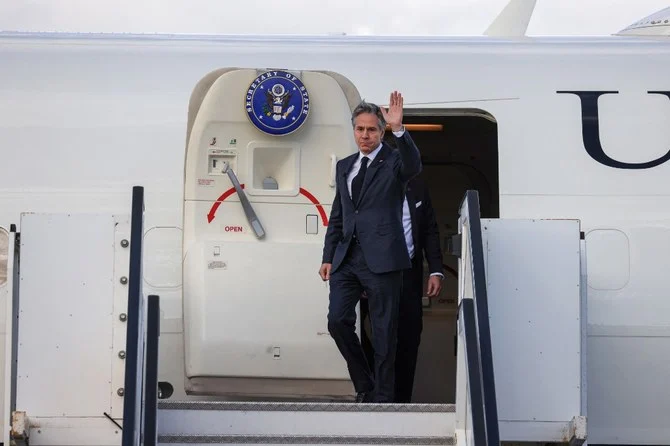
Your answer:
[182,69,360,397]
[482,218,586,443]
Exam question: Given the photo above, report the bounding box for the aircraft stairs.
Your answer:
[155,400,456,445]
[119,187,585,446]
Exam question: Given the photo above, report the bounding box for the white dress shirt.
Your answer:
[346,143,385,197]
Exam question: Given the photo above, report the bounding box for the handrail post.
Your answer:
[121,186,146,446]
[464,191,500,445]
[458,190,500,446]
[143,295,160,446]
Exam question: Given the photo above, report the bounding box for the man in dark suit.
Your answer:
[360,176,444,403]
[319,91,422,403]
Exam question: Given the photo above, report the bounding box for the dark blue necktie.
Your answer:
[351,156,369,204]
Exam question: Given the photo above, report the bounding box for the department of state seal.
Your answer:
[245,70,310,136]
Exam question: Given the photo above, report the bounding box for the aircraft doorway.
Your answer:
[179,67,499,404]
[372,109,499,404]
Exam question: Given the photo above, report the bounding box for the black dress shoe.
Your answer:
[355,392,373,403]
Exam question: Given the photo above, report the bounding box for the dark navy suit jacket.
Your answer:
[322,131,422,274]
[406,176,444,279]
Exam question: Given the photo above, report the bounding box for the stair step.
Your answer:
[158,401,455,412]
[157,401,455,439]
[157,434,456,445]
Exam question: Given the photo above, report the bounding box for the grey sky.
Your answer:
[1,0,669,36]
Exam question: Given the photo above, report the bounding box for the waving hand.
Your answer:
[381,91,404,132]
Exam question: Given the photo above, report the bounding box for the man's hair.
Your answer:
[351,100,386,131]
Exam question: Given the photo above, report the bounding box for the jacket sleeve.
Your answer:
[322,164,343,264]
[420,186,444,275]
[394,130,422,183]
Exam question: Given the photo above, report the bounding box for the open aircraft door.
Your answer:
[182,68,361,398]
[455,191,587,445]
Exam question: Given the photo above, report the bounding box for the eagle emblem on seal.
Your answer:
[245,70,310,136]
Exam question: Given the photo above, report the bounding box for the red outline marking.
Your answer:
[207,185,244,223]
[206,185,329,226]
[299,188,329,226]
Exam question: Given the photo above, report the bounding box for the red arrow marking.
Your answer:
[206,185,328,226]
[299,188,329,227]
[207,185,244,223]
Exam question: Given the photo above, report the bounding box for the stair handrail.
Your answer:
[121,186,146,445]
[459,190,500,445]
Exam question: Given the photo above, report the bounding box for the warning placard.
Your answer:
[208,260,227,270]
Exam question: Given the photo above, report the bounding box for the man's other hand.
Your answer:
[426,275,442,297]
[319,263,332,281]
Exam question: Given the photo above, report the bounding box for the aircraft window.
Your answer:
[0,228,8,287]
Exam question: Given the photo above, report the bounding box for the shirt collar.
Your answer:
[359,143,383,163]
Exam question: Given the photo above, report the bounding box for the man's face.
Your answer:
[353,113,383,155]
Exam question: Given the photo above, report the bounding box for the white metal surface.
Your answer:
[454,309,474,446]
[482,219,584,440]
[143,226,183,288]
[18,416,121,446]
[16,214,117,417]
[0,228,7,288]
[579,239,588,419]
[454,198,474,446]
[183,239,346,379]
[182,69,359,395]
[587,332,670,443]
[111,215,130,419]
[157,402,455,438]
[0,31,670,445]
[584,229,629,290]
[497,417,586,443]
[157,439,454,446]
[503,203,670,443]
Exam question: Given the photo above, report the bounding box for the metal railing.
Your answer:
[458,190,500,446]
[121,186,160,446]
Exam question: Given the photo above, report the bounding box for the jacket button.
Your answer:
[355,210,359,214]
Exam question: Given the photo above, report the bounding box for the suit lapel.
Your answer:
[357,145,390,206]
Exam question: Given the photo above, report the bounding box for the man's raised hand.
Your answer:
[381,91,404,132]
